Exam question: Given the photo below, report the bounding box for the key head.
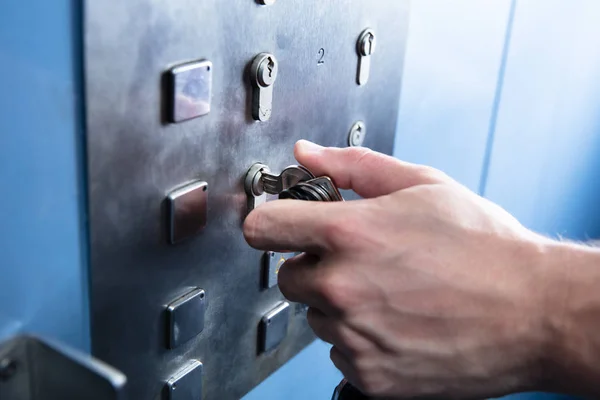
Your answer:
[278,166,314,189]
[279,177,344,202]
[262,165,314,194]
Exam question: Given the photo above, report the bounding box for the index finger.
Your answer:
[294,140,449,198]
[243,199,346,253]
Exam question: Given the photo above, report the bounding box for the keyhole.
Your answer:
[367,34,374,54]
[267,60,275,78]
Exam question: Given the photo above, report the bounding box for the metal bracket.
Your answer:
[0,335,127,400]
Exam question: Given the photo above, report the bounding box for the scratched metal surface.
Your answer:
[83,1,409,398]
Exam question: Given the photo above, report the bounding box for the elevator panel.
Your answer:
[83,1,410,399]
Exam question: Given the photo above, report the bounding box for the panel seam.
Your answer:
[478,0,518,197]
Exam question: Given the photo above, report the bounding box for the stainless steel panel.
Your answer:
[83,1,410,399]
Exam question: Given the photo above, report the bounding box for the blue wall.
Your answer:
[1,1,597,399]
[485,0,600,240]
[0,0,89,351]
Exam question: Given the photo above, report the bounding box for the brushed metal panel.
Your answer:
[83,1,409,399]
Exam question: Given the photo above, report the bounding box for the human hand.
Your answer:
[243,140,560,399]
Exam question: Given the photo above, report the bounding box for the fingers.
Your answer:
[243,199,349,253]
[330,346,359,385]
[306,308,335,344]
[277,253,336,314]
[307,308,373,356]
[294,140,448,198]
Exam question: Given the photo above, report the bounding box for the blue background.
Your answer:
[1,1,596,399]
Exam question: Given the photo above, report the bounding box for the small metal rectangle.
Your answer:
[167,181,208,244]
[165,360,203,400]
[166,288,206,349]
[262,252,294,289]
[168,59,212,123]
[259,302,290,353]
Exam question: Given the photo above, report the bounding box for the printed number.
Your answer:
[317,48,325,65]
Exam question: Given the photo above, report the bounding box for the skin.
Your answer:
[243,140,600,399]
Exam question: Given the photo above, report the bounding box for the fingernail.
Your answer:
[297,140,323,154]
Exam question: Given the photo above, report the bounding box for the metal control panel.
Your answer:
[83,1,410,399]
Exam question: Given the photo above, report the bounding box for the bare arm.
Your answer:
[540,241,600,397]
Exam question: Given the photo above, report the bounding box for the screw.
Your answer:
[0,358,17,381]
[348,121,366,147]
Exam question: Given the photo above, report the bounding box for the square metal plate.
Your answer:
[262,252,295,289]
[166,288,206,349]
[259,302,290,353]
[168,60,213,123]
[165,360,203,400]
[167,181,208,244]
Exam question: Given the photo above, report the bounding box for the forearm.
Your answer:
[540,240,600,396]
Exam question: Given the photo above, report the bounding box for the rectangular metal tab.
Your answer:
[260,302,290,353]
[167,181,208,244]
[168,60,213,123]
[165,360,203,400]
[166,288,206,349]
[262,252,295,289]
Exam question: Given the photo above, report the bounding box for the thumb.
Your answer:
[294,140,449,198]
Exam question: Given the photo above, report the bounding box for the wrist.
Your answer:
[533,239,600,396]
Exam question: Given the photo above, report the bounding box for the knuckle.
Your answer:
[329,346,342,365]
[317,270,355,311]
[337,327,367,357]
[352,359,382,396]
[345,146,374,164]
[416,165,449,184]
[320,214,350,249]
[321,212,364,250]
[276,264,298,301]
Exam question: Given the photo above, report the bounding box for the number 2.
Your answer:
[317,48,325,65]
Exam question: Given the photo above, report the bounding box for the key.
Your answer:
[244,163,315,212]
[262,165,315,195]
[279,176,343,202]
